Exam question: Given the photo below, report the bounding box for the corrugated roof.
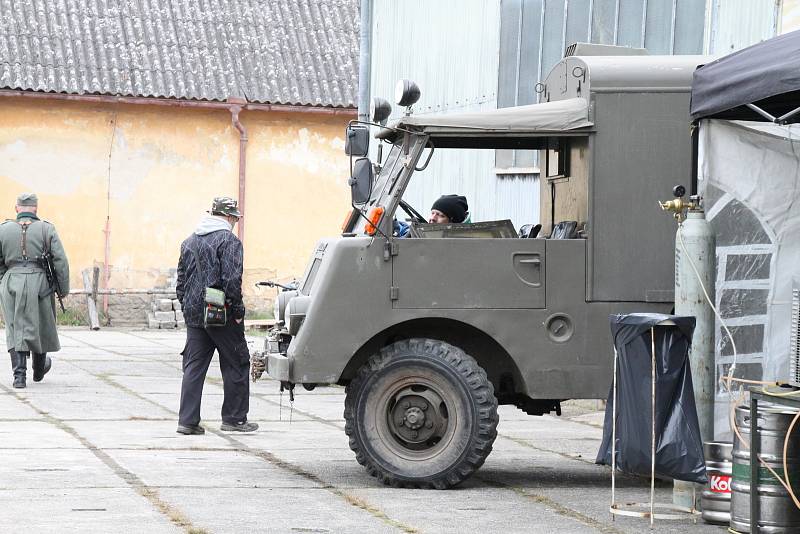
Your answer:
[0,0,358,108]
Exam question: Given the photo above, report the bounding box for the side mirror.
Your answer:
[349,158,374,204]
[345,125,369,156]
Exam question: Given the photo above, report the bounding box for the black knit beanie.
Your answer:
[431,194,468,223]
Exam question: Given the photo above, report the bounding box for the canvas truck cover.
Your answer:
[388,98,593,134]
[596,313,707,484]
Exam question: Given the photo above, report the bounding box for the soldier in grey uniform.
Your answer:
[0,193,70,388]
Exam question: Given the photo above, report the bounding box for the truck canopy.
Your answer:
[379,98,593,149]
[691,30,800,122]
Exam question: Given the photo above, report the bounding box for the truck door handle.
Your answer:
[519,258,541,265]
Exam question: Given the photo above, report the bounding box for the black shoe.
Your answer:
[176,424,205,435]
[13,376,26,389]
[33,354,51,382]
[220,421,258,432]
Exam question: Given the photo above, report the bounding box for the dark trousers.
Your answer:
[178,322,250,426]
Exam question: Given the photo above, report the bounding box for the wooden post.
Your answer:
[91,266,100,302]
[91,266,103,326]
[82,269,100,331]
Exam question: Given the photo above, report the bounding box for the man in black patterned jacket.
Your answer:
[175,197,257,434]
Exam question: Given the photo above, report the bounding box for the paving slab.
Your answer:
[102,375,187,395]
[0,488,181,534]
[70,360,183,378]
[0,393,44,419]
[227,421,350,450]
[156,486,404,534]
[106,449,319,489]
[0,421,85,449]
[268,391,347,422]
[67,420,238,450]
[139,392,308,423]
[348,486,598,534]
[0,448,123,490]
[29,390,175,420]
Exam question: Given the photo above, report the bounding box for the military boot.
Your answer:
[10,350,27,389]
[32,353,51,383]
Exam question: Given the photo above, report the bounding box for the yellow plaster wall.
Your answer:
[0,97,351,301]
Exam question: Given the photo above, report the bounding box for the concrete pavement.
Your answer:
[0,328,728,533]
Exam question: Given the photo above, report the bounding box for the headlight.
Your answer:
[286,295,311,336]
[274,290,298,322]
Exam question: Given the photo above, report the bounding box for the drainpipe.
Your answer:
[357,0,373,124]
[228,99,248,242]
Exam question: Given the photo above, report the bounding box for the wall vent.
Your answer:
[791,286,800,387]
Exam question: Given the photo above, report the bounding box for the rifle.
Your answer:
[37,225,65,313]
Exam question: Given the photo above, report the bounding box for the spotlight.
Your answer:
[370,97,392,125]
[394,79,421,108]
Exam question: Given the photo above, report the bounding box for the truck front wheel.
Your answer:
[344,338,498,489]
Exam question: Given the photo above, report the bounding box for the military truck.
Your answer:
[255,53,706,488]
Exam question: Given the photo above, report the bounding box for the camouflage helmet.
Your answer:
[209,196,242,218]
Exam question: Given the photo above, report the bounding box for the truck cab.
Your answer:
[256,54,706,488]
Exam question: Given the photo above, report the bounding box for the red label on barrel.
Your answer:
[710,474,731,493]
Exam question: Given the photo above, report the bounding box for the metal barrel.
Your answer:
[730,404,800,533]
[702,441,733,524]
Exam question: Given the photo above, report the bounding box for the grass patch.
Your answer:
[244,309,274,320]
[57,308,87,326]
[55,308,109,326]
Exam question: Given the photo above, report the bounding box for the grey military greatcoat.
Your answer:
[0,214,69,353]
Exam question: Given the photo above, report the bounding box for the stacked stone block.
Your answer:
[147,298,185,329]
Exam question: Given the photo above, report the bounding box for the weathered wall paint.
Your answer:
[0,97,351,304]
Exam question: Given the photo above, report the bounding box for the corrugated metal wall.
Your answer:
[369,0,518,226]
[368,0,744,228]
[706,0,781,55]
[497,0,706,169]
[498,0,706,109]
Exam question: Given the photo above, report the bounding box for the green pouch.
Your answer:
[205,287,226,307]
[203,288,227,327]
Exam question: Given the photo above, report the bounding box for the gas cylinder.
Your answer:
[672,202,716,509]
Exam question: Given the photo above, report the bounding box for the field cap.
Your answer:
[17,193,38,207]
[209,196,242,218]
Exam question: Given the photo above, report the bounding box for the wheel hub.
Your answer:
[403,406,425,429]
[388,387,446,448]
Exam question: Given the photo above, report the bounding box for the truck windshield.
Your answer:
[365,142,403,209]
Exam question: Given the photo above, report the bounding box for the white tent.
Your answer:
[691,32,800,437]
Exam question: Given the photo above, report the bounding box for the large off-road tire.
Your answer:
[344,338,499,489]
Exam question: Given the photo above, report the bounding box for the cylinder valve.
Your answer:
[660,185,702,222]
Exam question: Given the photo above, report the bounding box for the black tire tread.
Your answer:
[344,338,499,489]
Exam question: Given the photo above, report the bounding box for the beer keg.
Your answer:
[730,404,800,533]
[702,441,733,524]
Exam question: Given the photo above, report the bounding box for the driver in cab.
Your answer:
[394,195,469,237]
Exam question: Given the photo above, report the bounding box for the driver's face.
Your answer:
[429,209,450,224]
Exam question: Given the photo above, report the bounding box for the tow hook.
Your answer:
[279,382,296,422]
[280,381,295,402]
